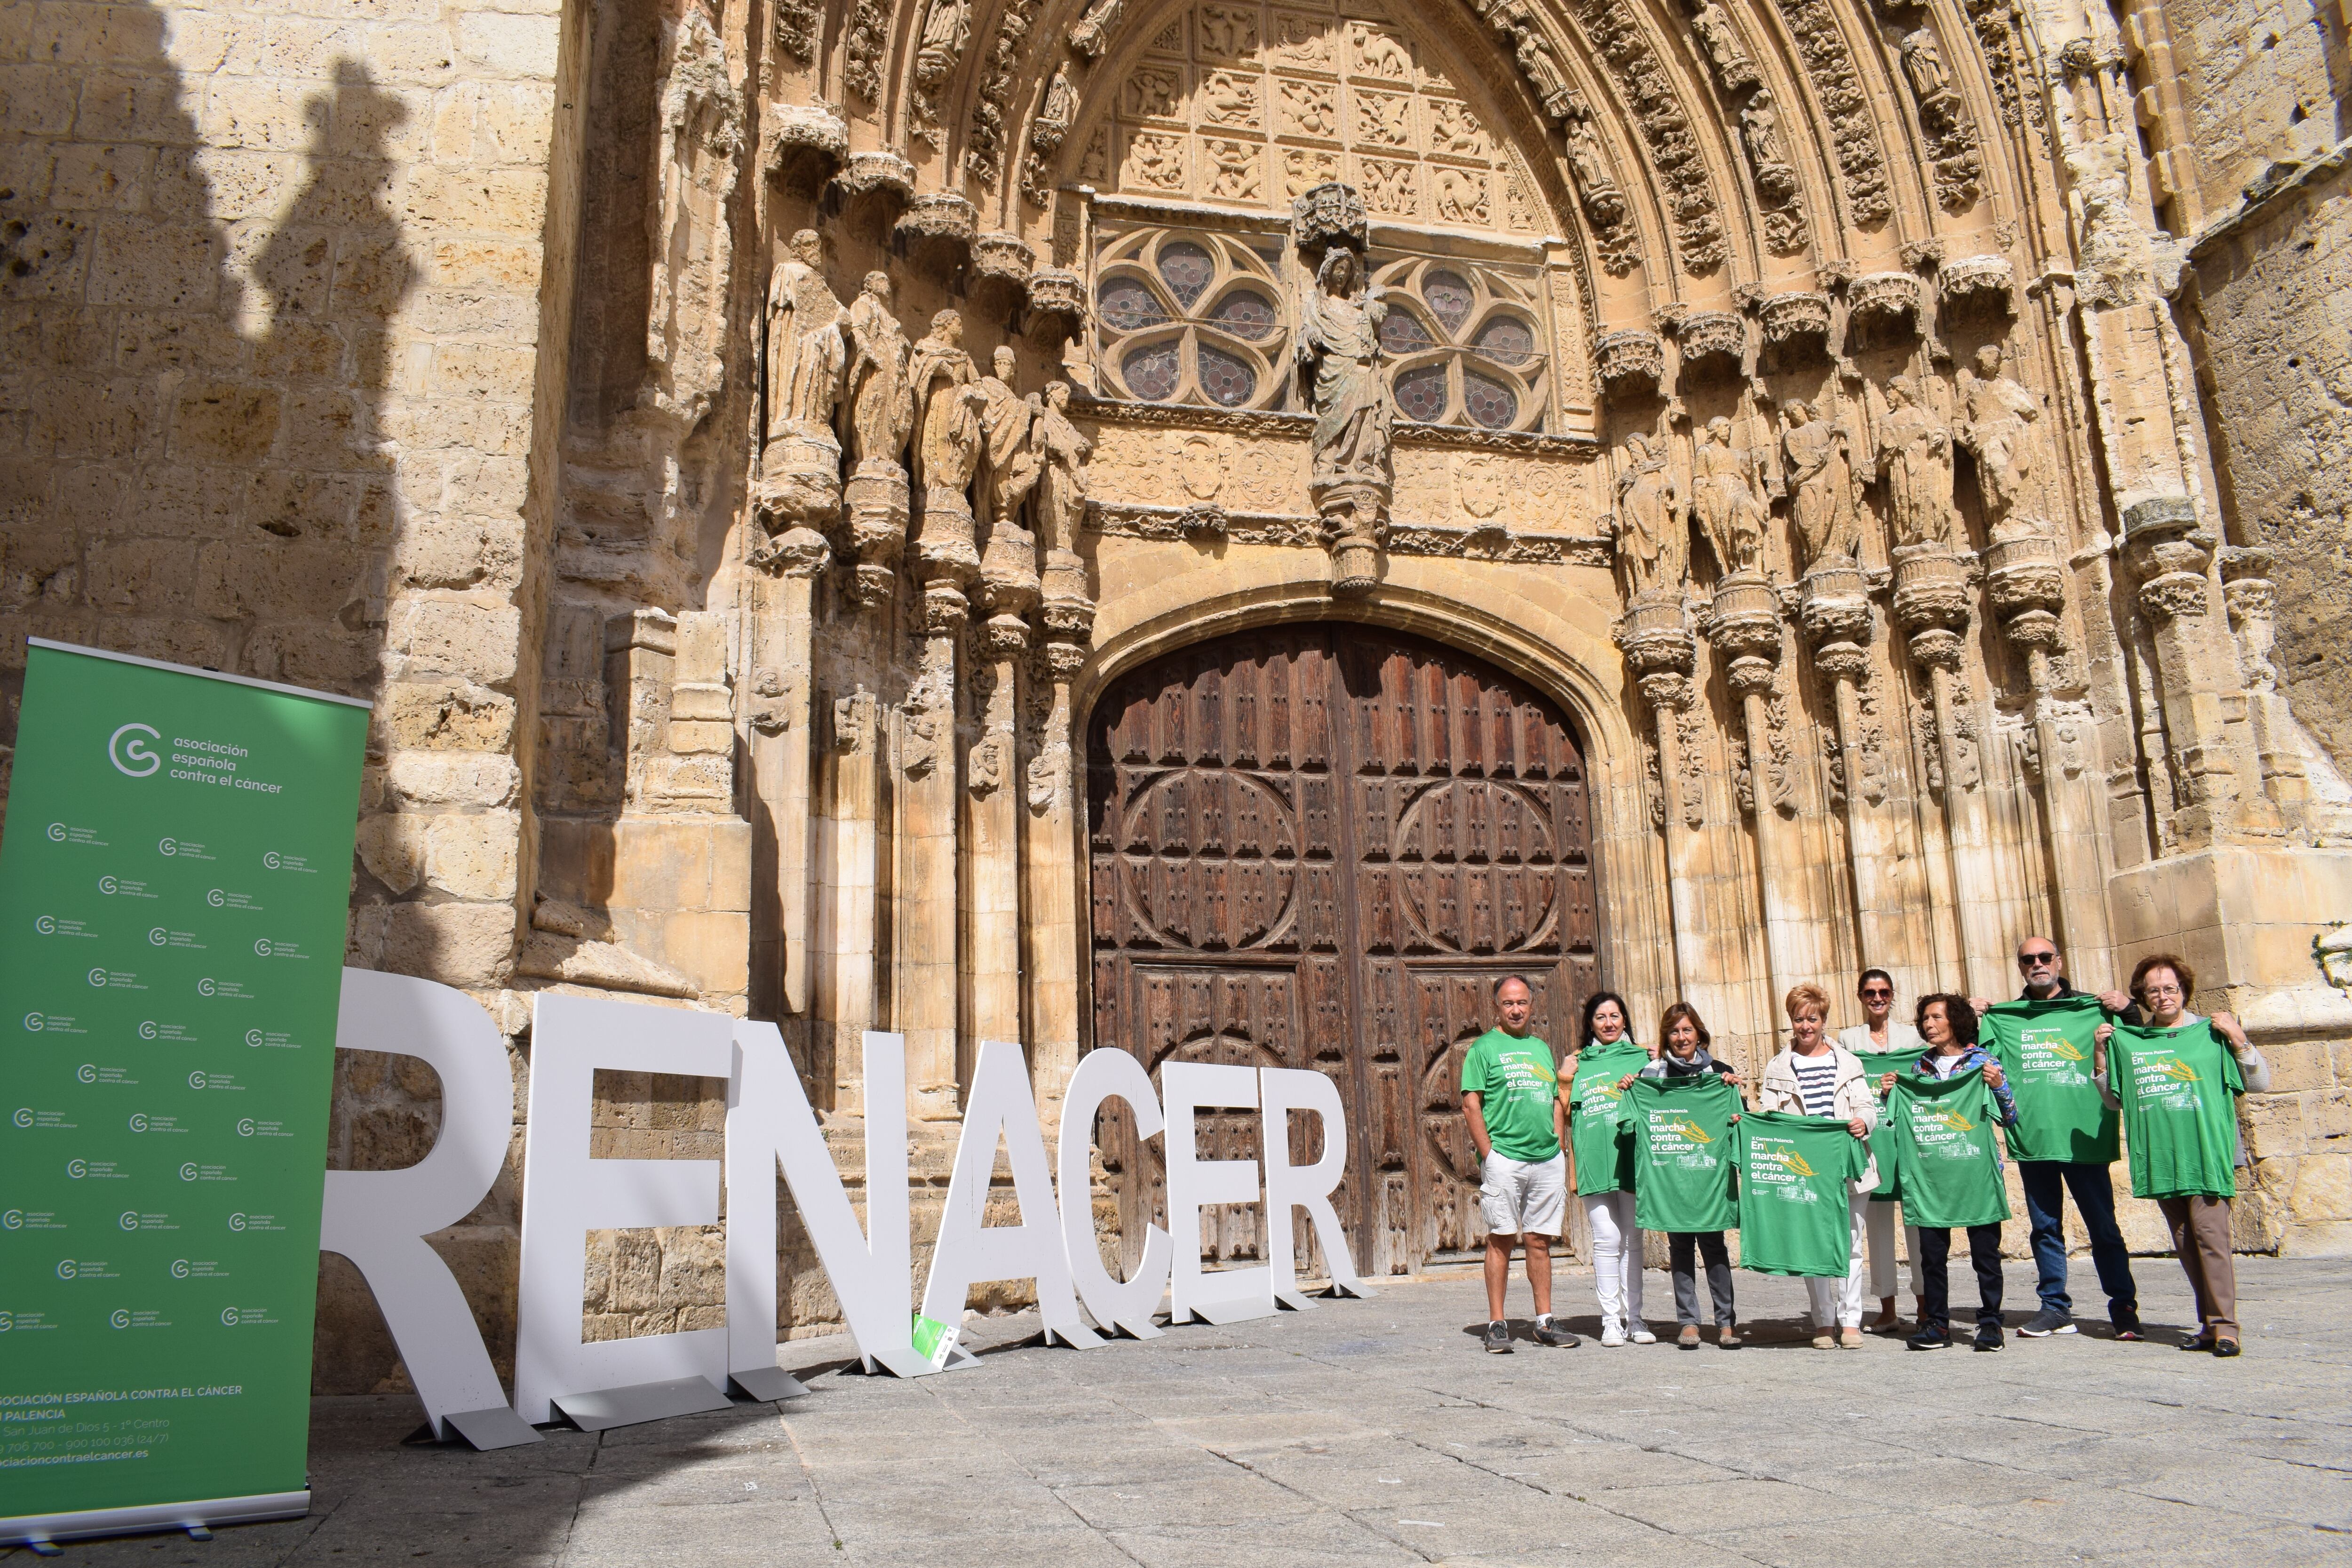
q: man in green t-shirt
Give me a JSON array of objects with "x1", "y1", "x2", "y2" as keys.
[{"x1": 1461, "y1": 976, "x2": 1578, "y2": 1353}]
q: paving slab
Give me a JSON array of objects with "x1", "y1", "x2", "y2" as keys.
[{"x1": 20, "y1": 1255, "x2": 2350, "y2": 1566}]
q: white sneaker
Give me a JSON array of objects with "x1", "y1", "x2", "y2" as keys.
[
  {"x1": 1628, "y1": 1325, "x2": 1658, "y2": 1345},
  {"x1": 1600, "y1": 1322, "x2": 1627, "y2": 1348}
]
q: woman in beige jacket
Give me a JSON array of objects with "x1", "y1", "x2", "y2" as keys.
[{"x1": 1757, "y1": 983, "x2": 1881, "y2": 1348}]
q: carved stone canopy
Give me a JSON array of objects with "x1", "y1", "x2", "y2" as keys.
[
  {"x1": 1291, "y1": 182, "x2": 1368, "y2": 256},
  {"x1": 1597, "y1": 329, "x2": 1666, "y2": 393},
  {"x1": 893, "y1": 191, "x2": 978, "y2": 279},
  {"x1": 767, "y1": 103, "x2": 848, "y2": 195},
  {"x1": 830, "y1": 149, "x2": 916, "y2": 217},
  {"x1": 1848, "y1": 270, "x2": 1924, "y2": 326},
  {"x1": 1798, "y1": 562, "x2": 1873, "y2": 649},
  {"x1": 969, "y1": 231, "x2": 1035, "y2": 316},
  {"x1": 1759, "y1": 291, "x2": 1831, "y2": 347},
  {"x1": 1678, "y1": 310, "x2": 1746, "y2": 371},
  {"x1": 1025, "y1": 267, "x2": 1086, "y2": 342},
  {"x1": 1939, "y1": 253, "x2": 2017, "y2": 312}
]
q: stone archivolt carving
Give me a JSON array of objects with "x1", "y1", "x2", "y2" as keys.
[
  {"x1": 911, "y1": 0, "x2": 972, "y2": 146},
  {"x1": 1939, "y1": 252, "x2": 2015, "y2": 311},
  {"x1": 1689, "y1": 0, "x2": 1761, "y2": 93},
  {"x1": 1295, "y1": 236, "x2": 1397, "y2": 595},
  {"x1": 1678, "y1": 0, "x2": 1809, "y2": 260},
  {"x1": 968, "y1": 0, "x2": 1046, "y2": 184},
  {"x1": 1848, "y1": 269, "x2": 1922, "y2": 328},
  {"x1": 1872, "y1": 374, "x2": 1959, "y2": 549},
  {"x1": 1772, "y1": 0, "x2": 1890, "y2": 225},
  {"x1": 1020, "y1": 67, "x2": 1079, "y2": 206},
  {"x1": 1679, "y1": 310, "x2": 1746, "y2": 369},
  {"x1": 1562, "y1": 111, "x2": 1642, "y2": 276},
  {"x1": 1563, "y1": 0, "x2": 1727, "y2": 273},
  {"x1": 1898, "y1": 25, "x2": 1983, "y2": 212},
  {"x1": 773, "y1": 0, "x2": 820, "y2": 63},
  {"x1": 844, "y1": 0, "x2": 887, "y2": 101},
  {"x1": 1069, "y1": 0, "x2": 1126, "y2": 56}
]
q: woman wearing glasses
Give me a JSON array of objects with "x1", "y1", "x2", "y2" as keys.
[
  {"x1": 1836, "y1": 969, "x2": 1923, "y2": 1334},
  {"x1": 2092, "y1": 955, "x2": 2270, "y2": 1357}
]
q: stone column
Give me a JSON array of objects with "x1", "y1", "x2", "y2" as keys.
[
  {"x1": 1023, "y1": 639, "x2": 1087, "y2": 1113},
  {"x1": 818, "y1": 686, "x2": 878, "y2": 1116},
  {"x1": 1891, "y1": 545, "x2": 2007, "y2": 998},
  {"x1": 898, "y1": 581, "x2": 966, "y2": 1121},
  {"x1": 1986, "y1": 531, "x2": 2116, "y2": 977},
  {"x1": 964, "y1": 521, "x2": 1039, "y2": 1073},
  {"x1": 1614, "y1": 598, "x2": 1713, "y2": 1008},
  {"x1": 1800, "y1": 564, "x2": 1909, "y2": 974},
  {"x1": 1707, "y1": 571, "x2": 1817, "y2": 1010},
  {"x1": 2122, "y1": 501, "x2": 2266, "y2": 845},
  {"x1": 748, "y1": 527, "x2": 829, "y2": 1016}
]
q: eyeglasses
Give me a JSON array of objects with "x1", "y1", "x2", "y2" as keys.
[
  {"x1": 2018, "y1": 951, "x2": 2058, "y2": 967},
  {"x1": 2140, "y1": 982, "x2": 2184, "y2": 999}
]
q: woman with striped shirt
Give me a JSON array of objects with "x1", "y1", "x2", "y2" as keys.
[{"x1": 1757, "y1": 983, "x2": 1881, "y2": 1348}]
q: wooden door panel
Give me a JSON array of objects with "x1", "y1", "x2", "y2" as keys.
[{"x1": 1088, "y1": 626, "x2": 1599, "y2": 1282}]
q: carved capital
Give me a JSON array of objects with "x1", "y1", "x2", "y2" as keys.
[
  {"x1": 765, "y1": 103, "x2": 847, "y2": 195},
  {"x1": 1026, "y1": 267, "x2": 1087, "y2": 342},
  {"x1": 1679, "y1": 310, "x2": 1746, "y2": 371},
  {"x1": 980, "y1": 613, "x2": 1031, "y2": 659},
  {"x1": 1044, "y1": 639, "x2": 1089, "y2": 684},
  {"x1": 1704, "y1": 572, "x2": 1784, "y2": 665},
  {"x1": 1727, "y1": 654, "x2": 1778, "y2": 699},
  {"x1": 1614, "y1": 595, "x2": 1697, "y2": 678},
  {"x1": 893, "y1": 192, "x2": 977, "y2": 279},
  {"x1": 1983, "y1": 531, "x2": 2066, "y2": 619},
  {"x1": 1798, "y1": 563, "x2": 1872, "y2": 649},
  {"x1": 2137, "y1": 572, "x2": 2210, "y2": 623},
  {"x1": 1759, "y1": 290, "x2": 1831, "y2": 347},
  {"x1": 1638, "y1": 670, "x2": 1694, "y2": 713},
  {"x1": 1848, "y1": 271, "x2": 1923, "y2": 328},
  {"x1": 755, "y1": 524, "x2": 833, "y2": 578},
  {"x1": 1939, "y1": 253, "x2": 2017, "y2": 311},
  {"x1": 1907, "y1": 627, "x2": 1965, "y2": 669},
  {"x1": 1813, "y1": 639, "x2": 1870, "y2": 686},
  {"x1": 922, "y1": 581, "x2": 969, "y2": 635}
]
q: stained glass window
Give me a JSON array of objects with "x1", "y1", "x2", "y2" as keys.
[
  {"x1": 1367, "y1": 256, "x2": 1547, "y2": 431},
  {"x1": 1396, "y1": 364, "x2": 1448, "y2": 422},
  {"x1": 1158, "y1": 242, "x2": 1216, "y2": 309},
  {"x1": 1471, "y1": 315, "x2": 1535, "y2": 367},
  {"x1": 1463, "y1": 370, "x2": 1518, "y2": 428},
  {"x1": 1378, "y1": 309, "x2": 1436, "y2": 355},
  {"x1": 1424, "y1": 271, "x2": 1475, "y2": 334},
  {"x1": 1123, "y1": 341, "x2": 1182, "y2": 400},
  {"x1": 1197, "y1": 344, "x2": 1257, "y2": 406},
  {"x1": 1098, "y1": 277, "x2": 1168, "y2": 331},
  {"x1": 1209, "y1": 289, "x2": 1279, "y2": 340}
]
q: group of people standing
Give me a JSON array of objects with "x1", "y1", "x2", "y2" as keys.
[{"x1": 1460, "y1": 938, "x2": 2271, "y2": 1357}]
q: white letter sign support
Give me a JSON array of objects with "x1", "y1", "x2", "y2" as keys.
[
  {"x1": 320, "y1": 971, "x2": 538, "y2": 1449},
  {"x1": 920, "y1": 1041, "x2": 1101, "y2": 1359},
  {"x1": 1058, "y1": 1049, "x2": 1170, "y2": 1338},
  {"x1": 1161, "y1": 1061, "x2": 1275, "y2": 1324},
  {"x1": 1258, "y1": 1067, "x2": 1374, "y2": 1308},
  {"x1": 731, "y1": 1024, "x2": 932, "y2": 1379},
  {"x1": 515, "y1": 994, "x2": 733, "y2": 1428}
]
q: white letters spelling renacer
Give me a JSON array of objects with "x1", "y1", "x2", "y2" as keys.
[{"x1": 319, "y1": 972, "x2": 1360, "y2": 1431}]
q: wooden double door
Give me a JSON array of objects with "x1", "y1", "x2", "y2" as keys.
[{"x1": 1084, "y1": 625, "x2": 1600, "y2": 1281}]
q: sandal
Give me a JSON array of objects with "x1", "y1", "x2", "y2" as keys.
[
  {"x1": 2180, "y1": 1331, "x2": 2217, "y2": 1353},
  {"x1": 2213, "y1": 1338, "x2": 2241, "y2": 1358},
  {"x1": 1677, "y1": 1324, "x2": 1701, "y2": 1349},
  {"x1": 1717, "y1": 1324, "x2": 1742, "y2": 1349}
]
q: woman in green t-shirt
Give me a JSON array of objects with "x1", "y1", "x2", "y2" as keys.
[
  {"x1": 2092, "y1": 955, "x2": 2270, "y2": 1357},
  {"x1": 1625, "y1": 1003, "x2": 1744, "y2": 1348},
  {"x1": 1565, "y1": 991, "x2": 1653, "y2": 1346}
]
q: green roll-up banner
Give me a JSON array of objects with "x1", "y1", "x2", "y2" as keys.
[{"x1": 0, "y1": 641, "x2": 368, "y2": 1545}]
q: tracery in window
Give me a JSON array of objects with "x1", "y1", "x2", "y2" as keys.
[
  {"x1": 1368, "y1": 254, "x2": 1547, "y2": 432},
  {"x1": 1092, "y1": 226, "x2": 1290, "y2": 410}
]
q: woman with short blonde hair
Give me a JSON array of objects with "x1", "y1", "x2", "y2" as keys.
[{"x1": 1758, "y1": 984, "x2": 1880, "y2": 1347}]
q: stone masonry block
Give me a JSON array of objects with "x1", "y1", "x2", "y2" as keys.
[
  {"x1": 428, "y1": 342, "x2": 536, "y2": 402},
  {"x1": 398, "y1": 166, "x2": 546, "y2": 239},
  {"x1": 395, "y1": 515, "x2": 522, "y2": 591},
  {"x1": 355, "y1": 812, "x2": 428, "y2": 895},
  {"x1": 456, "y1": 13, "x2": 558, "y2": 77},
  {"x1": 197, "y1": 538, "x2": 370, "y2": 621},
  {"x1": 0, "y1": 211, "x2": 88, "y2": 301},
  {"x1": 605, "y1": 818, "x2": 713, "y2": 911},
  {"x1": 382, "y1": 680, "x2": 516, "y2": 750},
  {"x1": 352, "y1": 899, "x2": 516, "y2": 987},
  {"x1": 47, "y1": 142, "x2": 154, "y2": 211},
  {"x1": 0, "y1": 64, "x2": 80, "y2": 137},
  {"x1": 391, "y1": 597, "x2": 521, "y2": 685},
  {"x1": 429, "y1": 237, "x2": 541, "y2": 292},
  {"x1": 382, "y1": 749, "x2": 520, "y2": 808},
  {"x1": 2289, "y1": 1151, "x2": 2350, "y2": 1224},
  {"x1": 84, "y1": 537, "x2": 197, "y2": 613},
  {"x1": 425, "y1": 809, "x2": 519, "y2": 901},
  {"x1": 169, "y1": 379, "x2": 278, "y2": 463}
]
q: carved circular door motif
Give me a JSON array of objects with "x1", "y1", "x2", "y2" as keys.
[{"x1": 1121, "y1": 767, "x2": 1299, "y2": 951}]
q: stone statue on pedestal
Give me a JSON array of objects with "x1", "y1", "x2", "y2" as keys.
[
  {"x1": 1692, "y1": 415, "x2": 1769, "y2": 576},
  {"x1": 908, "y1": 309, "x2": 989, "y2": 590},
  {"x1": 1613, "y1": 428, "x2": 1685, "y2": 600},
  {"x1": 843, "y1": 271, "x2": 916, "y2": 607},
  {"x1": 756, "y1": 230, "x2": 848, "y2": 533},
  {"x1": 1782, "y1": 398, "x2": 1860, "y2": 567},
  {"x1": 1958, "y1": 344, "x2": 2051, "y2": 537},
  {"x1": 1874, "y1": 374, "x2": 1959, "y2": 550},
  {"x1": 1295, "y1": 243, "x2": 1395, "y2": 595}
]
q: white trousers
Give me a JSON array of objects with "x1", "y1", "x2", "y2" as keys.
[
  {"x1": 1805, "y1": 1194, "x2": 1872, "y2": 1330},
  {"x1": 1582, "y1": 1191, "x2": 1645, "y2": 1330},
  {"x1": 1864, "y1": 1200, "x2": 1923, "y2": 1299}
]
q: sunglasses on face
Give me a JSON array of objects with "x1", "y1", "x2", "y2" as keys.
[
  {"x1": 1860, "y1": 988, "x2": 1892, "y2": 1000},
  {"x1": 2018, "y1": 952, "x2": 2058, "y2": 967}
]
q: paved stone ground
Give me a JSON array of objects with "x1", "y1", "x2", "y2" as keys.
[{"x1": 24, "y1": 1257, "x2": 2352, "y2": 1567}]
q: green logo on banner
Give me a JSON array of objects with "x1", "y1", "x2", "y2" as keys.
[{"x1": 0, "y1": 643, "x2": 367, "y2": 1535}]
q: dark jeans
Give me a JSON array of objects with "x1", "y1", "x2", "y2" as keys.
[
  {"x1": 1918, "y1": 1225, "x2": 2003, "y2": 1331},
  {"x1": 2018, "y1": 1160, "x2": 2137, "y2": 1319},
  {"x1": 1669, "y1": 1231, "x2": 1734, "y2": 1327}
]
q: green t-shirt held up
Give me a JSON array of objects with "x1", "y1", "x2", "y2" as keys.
[
  {"x1": 1567, "y1": 1040, "x2": 1650, "y2": 1194},
  {"x1": 1885, "y1": 1068, "x2": 2014, "y2": 1229},
  {"x1": 2109, "y1": 1021, "x2": 2245, "y2": 1200},
  {"x1": 1982, "y1": 995, "x2": 2119, "y2": 1164},
  {"x1": 1848, "y1": 1051, "x2": 1908, "y2": 1202},
  {"x1": 1459, "y1": 1027, "x2": 1560, "y2": 1164},
  {"x1": 1732, "y1": 1110, "x2": 1868, "y2": 1277},
  {"x1": 1629, "y1": 1074, "x2": 1741, "y2": 1233}
]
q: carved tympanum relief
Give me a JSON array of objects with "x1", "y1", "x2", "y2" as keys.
[{"x1": 1082, "y1": 0, "x2": 1549, "y2": 237}]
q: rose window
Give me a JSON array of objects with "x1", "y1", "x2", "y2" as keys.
[{"x1": 1368, "y1": 255, "x2": 1549, "y2": 432}]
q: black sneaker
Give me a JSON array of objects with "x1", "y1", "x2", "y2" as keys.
[
  {"x1": 2112, "y1": 1307, "x2": 2144, "y2": 1342},
  {"x1": 1484, "y1": 1320, "x2": 1513, "y2": 1354},
  {"x1": 1907, "y1": 1324, "x2": 1951, "y2": 1350},
  {"x1": 1532, "y1": 1319, "x2": 1581, "y2": 1348},
  {"x1": 2018, "y1": 1309, "x2": 2075, "y2": 1337},
  {"x1": 1973, "y1": 1324, "x2": 2005, "y2": 1352}
]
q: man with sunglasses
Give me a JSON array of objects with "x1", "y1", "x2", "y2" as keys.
[{"x1": 1972, "y1": 939, "x2": 2143, "y2": 1341}]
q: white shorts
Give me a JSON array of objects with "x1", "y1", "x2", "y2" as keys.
[{"x1": 1479, "y1": 1151, "x2": 1568, "y2": 1237}]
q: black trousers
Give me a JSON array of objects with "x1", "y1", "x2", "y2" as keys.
[
  {"x1": 1669, "y1": 1231, "x2": 1734, "y2": 1327},
  {"x1": 1918, "y1": 1224, "x2": 2004, "y2": 1330}
]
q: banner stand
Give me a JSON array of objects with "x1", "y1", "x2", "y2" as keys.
[{"x1": 4, "y1": 1490, "x2": 308, "y2": 1552}]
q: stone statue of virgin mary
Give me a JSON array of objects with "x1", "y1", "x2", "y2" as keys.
[{"x1": 1295, "y1": 246, "x2": 1395, "y2": 492}]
